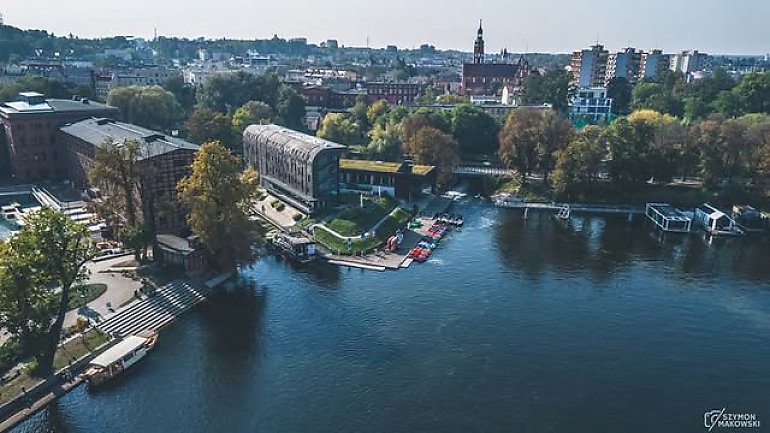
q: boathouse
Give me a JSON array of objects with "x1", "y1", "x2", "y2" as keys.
[
  {"x1": 339, "y1": 159, "x2": 436, "y2": 200},
  {"x1": 645, "y1": 203, "x2": 692, "y2": 233}
]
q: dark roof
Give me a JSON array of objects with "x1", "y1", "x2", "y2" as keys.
[
  {"x1": 462, "y1": 63, "x2": 522, "y2": 78},
  {"x1": 156, "y1": 234, "x2": 197, "y2": 255},
  {"x1": 60, "y1": 118, "x2": 199, "y2": 160},
  {"x1": 0, "y1": 94, "x2": 118, "y2": 116}
]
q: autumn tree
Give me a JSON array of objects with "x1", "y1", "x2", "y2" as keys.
[
  {"x1": 405, "y1": 127, "x2": 460, "y2": 189},
  {"x1": 106, "y1": 85, "x2": 184, "y2": 131},
  {"x1": 498, "y1": 109, "x2": 545, "y2": 180},
  {"x1": 537, "y1": 110, "x2": 574, "y2": 183},
  {"x1": 366, "y1": 121, "x2": 403, "y2": 161},
  {"x1": 0, "y1": 208, "x2": 92, "y2": 376},
  {"x1": 366, "y1": 100, "x2": 389, "y2": 128},
  {"x1": 520, "y1": 69, "x2": 572, "y2": 114},
  {"x1": 232, "y1": 101, "x2": 273, "y2": 148},
  {"x1": 316, "y1": 113, "x2": 358, "y2": 145},
  {"x1": 177, "y1": 141, "x2": 263, "y2": 271},
  {"x1": 89, "y1": 138, "x2": 154, "y2": 259}
]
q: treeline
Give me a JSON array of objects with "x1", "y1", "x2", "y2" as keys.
[
  {"x1": 104, "y1": 71, "x2": 306, "y2": 153},
  {"x1": 0, "y1": 24, "x2": 136, "y2": 62},
  {"x1": 0, "y1": 76, "x2": 94, "y2": 102}
]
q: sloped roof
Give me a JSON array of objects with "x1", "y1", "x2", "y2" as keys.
[
  {"x1": 61, "y1": 118, "x2": 198, "y2": 160},
  {"x1": 462, "y1": 63, "x2": 522, "y2": 78},
  {"x1": 244, "y1": 124, "x2": 346, "y2": 161},
  {"x1": 89, "y1": 336, "x2": 148, "y2": 368}
]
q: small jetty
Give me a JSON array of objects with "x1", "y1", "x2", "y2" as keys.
[
  {"x1": 645, "y1": 203, "x2": 692, "y2": 233},
  {"x1": 494, "y1": 196, "x2": 643, "y2": 216},
  {"x1": 270, "y1": 232, "x2": 319, "y2": 263},
  {"x1": 694, "y1": 203, "x2": 744, "y2": 237}
]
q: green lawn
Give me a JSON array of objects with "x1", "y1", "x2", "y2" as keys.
[
  {"x1": 67, "y1": 284, "x2": 108, "y2": 311},
  {"x1": 314, "y1": 206, "x2": 414, "y2": 256},
  {"x1": 327, "y1": 196, "x2": 397, "y2": 236}
]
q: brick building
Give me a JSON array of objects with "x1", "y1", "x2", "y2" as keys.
[
  {"x1": 59, "y1": 118, "x2": 199, "y2": 235},
  {"x1": 461, "y1": 22, "x2": 529, "y2": 95},
  {"x1": 366, "y1": 82, "x2": 424, "y2": 105},
  {"x1": 0, "y1": 92, "x2": 119, "y2": 182}
]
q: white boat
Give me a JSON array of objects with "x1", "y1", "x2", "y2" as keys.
[{"x1": 82, "y1": 330, "x2": 158, "y2": 387}]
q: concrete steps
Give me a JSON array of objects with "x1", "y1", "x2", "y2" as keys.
[{"x1": 97, "y1": 280, "x2": 211, "y2": 336}]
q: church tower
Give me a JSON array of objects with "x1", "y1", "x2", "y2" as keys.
[{"x1": 473, "y1": 20, "x2": 485, "y2": 64}]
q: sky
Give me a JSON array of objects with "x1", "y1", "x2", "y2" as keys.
[{"x1": 2, "y1": 0, "x2": 769, "y2": 55}]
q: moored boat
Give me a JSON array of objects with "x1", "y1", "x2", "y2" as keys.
[{"x1": 82, "y1": 330, "x2": 158, "y2": 388}]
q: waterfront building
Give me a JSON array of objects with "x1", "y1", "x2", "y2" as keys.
[
  {"x1": 59, "y1": 117, "x2": 199, "y2": 235},
  {"x1": 155, "y1": 234, "x2": 208, "y2": 273},
  {"x1": 461, "y1": 21, "x2": 529, "y2": 96},
  {"x1": 570, "y1": 87, "x2": 613, "y2": 123},
  {"x1": 243, "y1": 124, "x2": 346, "y2": 214},
  {"x1": 339, "y1": 159, "x2": 436, "y2": 200},
  {"x1": 570, "y1": 44, "x2": 609, "y2": 88},
  {"x1": 0, "y1": 92, "x2": 120, "y2": 182}
]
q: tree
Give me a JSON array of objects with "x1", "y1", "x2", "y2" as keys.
[
  {"x1": 177, "y1": 141, "x2": 262, "y2": 271},
  {"x1": 232, "y1": 101, "x2": 273, "y2": 140},
  {"x1": 366, "y1": 121, "x2": 403, "y2": 161},
  {"x1": 275, "y1": 85, "x2": 306, "y2": 131},
  {"x1": 366, "y1": 100, "x2": 389, "y2": 128},
  {"x1": 606, "y1": 77, "x2": 632, "y2": 115},
  {"x1": 713, "y1": 90, "x2": 743, "y2": 118},
  {"x1": 186, "y1": 108, "x2": 235, "y2": 151},
  {"x1": 520, "y1": 69, "x2": 572, "y2": 114},
  {"x1": 405, "y1": 127, "x2": 459, "y2": 189},
  {"x1": 316, "y1": 113, "x2": 358, "y2": 145},
  {"x1": 498, "y1": 109, "x2": 541, "y2": 180},
  {"x1": 106, "y1": 85, "x2": 184, "y2": 131},
  {"x1": 733, "y1": 72, "x2": 770, "y2": 114},
  {"x1": 551, "y1": 126, "x2": 607, "y2": 196},
  {"x1": 537, "y1": 110, "x2": 574, "y2": 183},
  {"x1": 632, "y1": 82, "x2": 683, "y2": 117},
  {"x1": 197, "y1": 71, "x2": 282, "y2": 113},
  {"x1": 401, "y1": 109, "x2": 451, "y2": 149},
  {"x1": 0, "y1": 208, "x2": 92, "y2": 376},
  {"x1": 351, "y1": 95, "x2": 370, "y2": 136},
  {"x1": 89, "y1": 139, "x2": 153, "y2": 260},
  {"x1": 162, "y1": 75, "x2": 196, "y2": 115},
  {"x1": 450, "y1": 104, "x2": 500, "y2": 156}
]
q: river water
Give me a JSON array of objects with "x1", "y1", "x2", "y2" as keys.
[{"x1": 12, "y1": 200, "x2": 770, "y2": 433}]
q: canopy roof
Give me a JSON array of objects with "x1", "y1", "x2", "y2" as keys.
[{"x1": 89, "y1": 335, "x2": 148, "y2": 368}]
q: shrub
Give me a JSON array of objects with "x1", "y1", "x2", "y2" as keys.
[
  {"x1": 292, "y1": 213, "x2": 303, "y2": 221},
  {"x1": 275, "y1": 203, "x2": 285, "y2": 211},
  {"x1": 270, "y1": 199, "x2": 280, "y2": 208}
]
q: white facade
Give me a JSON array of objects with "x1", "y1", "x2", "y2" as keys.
[
  {"x1": 670, "y1": 50, "x2": 712, "y2": 74},
  {"x1": 570, "y1": 87, "x2": 613, "y2": 123}
]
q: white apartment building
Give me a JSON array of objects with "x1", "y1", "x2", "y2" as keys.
[
  {"x1": 669, "y1": 50, "x2": 712, "y2": 74},
  {"x1": 570, "y1": 87, "x2": 613, "y2": 123},
  {"x1": 605, "y1": 48, "x2": 641, "y2": 85}
]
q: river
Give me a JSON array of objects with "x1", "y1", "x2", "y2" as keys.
[{"x1": 11, "y1": 200, "x2": 770, "y2": 433}]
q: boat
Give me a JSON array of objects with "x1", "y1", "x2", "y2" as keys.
[
  {"x1": 554, "y1": 204, "x2": 571, "y2": 220},
  {"x1": 693, "y1": 203, "x2": 744, "y2": 237},
  {"x1": 732, "y1": 205, "x2": 768, "y2": 233},
  {"x1": 82, "y1": 330, "x2": 158, "y2": 387},
  {"x1": 270, "y1": 232, "x2": 318, "y2": 263}
]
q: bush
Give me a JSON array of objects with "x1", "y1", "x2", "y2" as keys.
[
  {"x1": 275, "y1": 203, "x2": 285, "y2": 211},
  {"x1": 270, "y1": 199, "x2": 280, "y2": 208},
  {"x1": 292, "y1": 213, "x2": 304, "y2": 222},
  {"x1": 0, "y1": 339, "x2": 22, "y2": 375}
]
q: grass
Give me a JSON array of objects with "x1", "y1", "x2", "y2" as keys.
[
  {"x1": 67, "y1": 284, "x2": 108, "y2": 311},
  {"x1": 327, "y1": 196, "x2": 397, "y2": 236},
  {"x1": 313, "y1": 206, "x2": 414, "y2": 256},
  {"x1": 0, "y1": 329, "x2": 109, "y2": 406}
]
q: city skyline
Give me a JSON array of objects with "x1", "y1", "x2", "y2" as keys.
[{"x1": 2, "y1": 0, "x2": 770, "y2": 55}]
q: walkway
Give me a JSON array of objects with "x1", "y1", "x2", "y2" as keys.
[{"x1": 495, "y1": 198, "x2": 644, "y2": 215}]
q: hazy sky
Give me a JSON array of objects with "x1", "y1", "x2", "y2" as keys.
[{"x1": 2, "y1": 0, "x2": 769, "y2": 54}]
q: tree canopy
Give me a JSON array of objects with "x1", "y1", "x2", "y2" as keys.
[
  {"x1": 177, "y1": 141, "x2": 263, "y2": 271},
  {"x1": 106, "y1": 85, "x2": 184, "y2": 132},
  {"x1": 450, "y1": 104, "x2": 500, "y2": 156}
]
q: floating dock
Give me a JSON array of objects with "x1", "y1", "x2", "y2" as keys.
[{"x1": 645, "y1": 203, "x2": 692, "y2": 233}]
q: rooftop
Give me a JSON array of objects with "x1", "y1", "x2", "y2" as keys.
[
  {"x1": 339, "y1": 159, "x2": 435, "y2": 176},
  {"x1": 0, "y1": 93, "x2": 118, "y2": 116},
  {"x1": 60, "y1": 118, "x2": 199, "y2": 159},
  {"x1": 245, "y1": 124, "x2": 346, "y2": 161},
  {"x1": 89, "y1": 335, "x2": 148, "y2": 368}
]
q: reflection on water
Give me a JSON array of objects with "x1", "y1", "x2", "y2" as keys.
[{"x1": 12, "y1": 200, "x2": 770, "y2": 433}]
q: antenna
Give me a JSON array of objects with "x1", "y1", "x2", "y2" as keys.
[
  {"x1": 0, "y1": 12, "x2": 4, "y2": 26},
  {"x1": 154, "y1": 28, "x2": 158, "y2": 41}
]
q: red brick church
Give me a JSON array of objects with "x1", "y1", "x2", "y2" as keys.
[{"x1": 461, "y1": 21, "x2": 530, "y2": 96}]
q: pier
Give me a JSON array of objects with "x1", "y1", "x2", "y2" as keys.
[{"x1": 495, "y1": 197, "x2": 644, "y2": 216}]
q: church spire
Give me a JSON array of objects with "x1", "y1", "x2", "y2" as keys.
[{"x1": 473, "y1": 20, "x2": 485, "y2": 64}]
